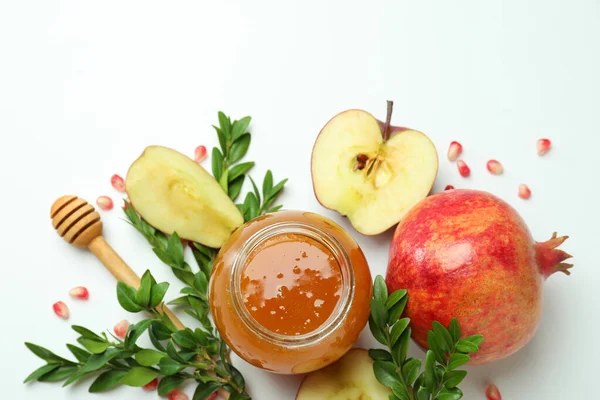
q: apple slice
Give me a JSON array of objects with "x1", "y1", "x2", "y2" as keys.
[
  {"x1": 295, "y1": 349, "x2": 391, "y2": 400},
  {"x1": 311, "y1": 102, "x2": 438, "y2": 235},
  {"x1": 126, "y1": 146, "x2": 244, "y2": 248}
]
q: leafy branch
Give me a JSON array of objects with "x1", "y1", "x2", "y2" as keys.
[
  {"x1": 25, "y1": 270, "x2": 250, "y2": 399},
  {"x1": 369, "y1": 276, "x2": 483, "y2": 400}
]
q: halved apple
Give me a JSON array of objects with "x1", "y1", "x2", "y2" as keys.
[
  {"x1": 295, "y1": 349, "x2": 391, "y2": 400},
  {"x1": 311, "y1": 102, "x2": 438, "y2": 235},
  {"x1": 126, "y1": 146, "x2": 243, "y2": 248}
]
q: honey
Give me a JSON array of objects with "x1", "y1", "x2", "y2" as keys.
[{"x1": 209, "y1": 211, "x2": 372, "y2": 374}]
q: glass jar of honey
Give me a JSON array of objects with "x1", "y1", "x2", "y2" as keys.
[{"x1": 209, "y1": 211, "x2": 372, "y2": 374}]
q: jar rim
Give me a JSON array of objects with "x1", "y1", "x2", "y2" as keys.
[{"x1": 229, "y1": 221, "x2": 355, "y2": 347}]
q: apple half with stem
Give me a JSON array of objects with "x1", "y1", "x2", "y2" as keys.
[
  {"x1": 311, "y1": 101, "x2": 438, "y2": 235},
  {"x1": 295, "y1": 349, "x2": 391, "y2": 399},
  {"x1": 126, "y1": 145, "x2": 244, "y2": 248}
]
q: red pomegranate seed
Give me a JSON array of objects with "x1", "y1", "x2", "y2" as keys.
[
  {"x1": 96, "y1": 196, "x2": 114, "y2": 211},
  {"x1": 457, "y1": 160, "x2": 470, "y2": 177},
  {"x1": 518, "y1": 184, "x2": 531, "y2": 200},
  {"x1": 110, "y1": 174, "x2": 126, "y2": 192},
  {"x1": 537, "y1": 138, "x2": 551, "y2": 156},
  {"x1": 69, "y1": 286, "x2": 89, "y2": 300},
  {"x1": 486, "y1": 384, "x2": 502, "y2": 400},
  {"x1": 486, "y1": 160, "x2": 504, "y2": 175},
  {"x1": 53, "y1": 301, "x2": 70, "y2": 320},
  {"x1": 444, "y1": 185, "x2": 455, "y2": 190},
  {"x1": 114, "y1": 320, "x2": 130, "y2": 338},
  {"x1": 206, "y1": 393, "x2": 218, "y2": 400},
  {"x1": 194, "y1": 145, "x2": 207, "y2": 163},
  {"x1": 447, "y1": 141, "x2": 463, "y2": 161},
  {"x1": 168, "y1": 389, "x2": 189, "y2": 400},
  {"x1": 143, "y1": 378, "x2": 159, "y2": 391}
]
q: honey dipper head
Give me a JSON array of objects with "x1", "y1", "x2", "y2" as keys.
[{"x1": 50, "y1": 195, "x2": 103, "y2": 248}]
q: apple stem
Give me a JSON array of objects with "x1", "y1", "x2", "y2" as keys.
[{"x1": 382, "y1": 100, "x2": 394, "y2": 141}]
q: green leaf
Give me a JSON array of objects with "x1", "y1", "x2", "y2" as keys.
[
  {"x1": 167, "y1": 232, "x2": 185, "y2": 266},
  {"x1": 77, "y1": 338, "x2": 109, "y2": 354},
  {"x1": 23, "y1": 364, "x2": 60, "y2": 383},
  {"x1": 369, "y1": 315, "x2": 388, "y2": 346},
  {"x1": 167, "y1": 340, "x2": 184, "y2": 362},
  {"x1": 262, "y1": 170, "x2": 273, "y2": 198},
  {"x1": 149, "y1": 327, "x2": 166, "y2": 352},
  {"x1": 392, "y1": 383, "x2": 411, "y2": 400},
  {"x1": 437, "y1": 387, "x2": 463, "y2": 400},
  {"x1": 158, "y1": 374, "x2": 187, "y2": 395},
  {"x1": 150, "y1": 282, "x2": 170, "y2": 308},
  {"x1": 153, "y1": 248, "x2": 173, "y2": 266},
  {"x1": 136, "y1": 270, "x2": 153, "y2": 308},
  {"x1": 388, "y1": 295, "x2": 408, "y2": 325},
  {"x1": 385, "y1": 289, "x2": 407, "y2": 310},
  {"x1": 424, "y1": 350, "x2": 437, "y2": 393},
  {"x1": 193, "y1": 271, "x2": 208, "y2": 294},
  {"x1": 152, "y1": 322, "x2": 173, "y2": 341},
  {"x1": 117, "y1": 282, "x2": 144, "y2": 313},
  {"x1": 455, "y1": 339, "x2": 479, "y2": 353},
  {"x1": 79, "y1": 348, "x2": 121, "y2": 374},
  {"x1": 159, "y1": 357, "x2": 186, "y2": 376},
  {"x1": 219, "y1": 169, "x2": 229, "y2": 192},
  {"x1": 390, "y1": 318, "x2": 410, "y2": 347},
  {"x1": 37, "y1": 366, "x2": 78, "y2": 382},
  {"x1": 193, "y1": 380, "x2": 223, "y2": 400},
  {"x1": 416, "y1": 386, "x2": 431, "y2": 400},
  {"x1": 229, "y1": 133, "x2": 251, "y2": 163},
  {"x1": 266, "y1": 178, "x2": 288, "y2": 205},
  {"x1": 267, "y1": 205, "x2": 283, "y2": 213},
  {"x1": 211, "y1": 147, "x2": 224, "y2": 181},
  {"x1": 24, "y1": 343, "x2": 72, "y2": 364},
  {"x1": 135, "y1": 349, "x2": 165, "y2": 366},
  {"x1": 119, "y1": 367, "x2": 159, "y2": 387},
  {"x1": 449, "y1": 318, "x2": 461, "y2": 343},
  {"x1": 373, "y1": 275, "x2": 388, "y2": 304},
  {"x1": 464, "y1": 335, "x2": 484, "y2": 347},
  {"x1": 427, "y1": 330, "x2": 447, "y2": 365},
  {"x1": 88, "y1": 369, "x2": 128, "y2": 392},
  {"x1": 248, "y1": 176, "x2": 261, "y2": 204},
  {"x1": 125, "y1": 320, "x2": 154, "y2": 350},
  {"x1": 443, "y1": 370, "x2": 467, "y2": 389},
  {"x1": 402, "y1": 358, "x2": 422, "y2": 386},
  {"x1": 228, "y1": 161, "x2": 254, "y2": 182},
  {"x1": 432, "y1": 321, "x2": 452, "y2": 353},
  {"x1": 172, "y1": 330, "x2": 196, "y2": 349},
  {"x1": 72, "y1": 326, "x2": 104, "y2": 341},
  {"x1": 231, "y1": 116, "x2": 251, "y2": 142},
  {"x1": 228, "y1": 175, "x2": 245, "y2": 200},
  {"x1": 373, "y1": 360, "x2": 401, "y2": 389},
  {"x1": 218, "y1": 112, "x2": 231, "y2": 139},
  {"x1": 66, "y1": 344, "x2": 91, "y2": 363},
  {"x1": 392, "y1": 327, "x2": 411, "y2": 365},
  {"x1": 370, "y1": 299, "x2": 389, "y2": 330},
  {"x1": 368, "y1": 348, "x2": 393, "y2": 361},
  {"x1": 447, "y1": 354, "x2": 470, "y2": 370}
]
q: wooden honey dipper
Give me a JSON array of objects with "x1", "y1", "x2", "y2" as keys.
[{"x1": 50, "y1": 195, "x2": 184, "y2": 330}]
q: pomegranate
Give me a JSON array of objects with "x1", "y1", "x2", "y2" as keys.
[{"x1": 386, "y1": 189, "x2": 572, "y2": 364}]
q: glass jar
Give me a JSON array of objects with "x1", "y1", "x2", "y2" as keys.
[{"x1": 209, "y1": 211, "x2": 372, "y2": 374}]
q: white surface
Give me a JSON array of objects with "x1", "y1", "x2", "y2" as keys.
[{"x1": 1, "y1": 1, "x2": 598, "y2": 399}]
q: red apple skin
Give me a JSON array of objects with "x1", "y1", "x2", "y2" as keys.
[{"x1": 386, "y1": 189, "x2": 571, "y2": 364}]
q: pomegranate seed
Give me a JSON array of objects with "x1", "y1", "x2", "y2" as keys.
[
  {"x1": 518, "y1": 184, "x2": 531, "y2": 200},
  {"x1": 447, "y1": 141, "x2": 463, "y2": 161},
  {"x1": 52, "y1": 301, "x2": 70, "y2": 320},
  {"x1": 143, "y1": 378, "x2": 159, "y2": 391},
  {"x1": 96, "y1": 196, "x2": 114, "y2": 211},
  {"x1": 486, "y1": 384, "x2": 502, "y2": 400},
  {"x1": 457, "y1": 160, "x2": 470, "y2": 177},
  {"x1": 168, "y1": 389, "x2": 189, "y2": 400},
  {"x1": 110, "y1": 174, "x2": 126, "y2": 193},
  {"x1": 486, "y1": 160, "x2": 504, "y2": 175},
  {"x1": 444, "y1": 185, "x2": 455, "y2": 190},
  {"x1": 69, "y1": 286, "x2": 89, "y2": 300},
  {"x1": 114, "y1": 320, "x2": 130, "y2": 338},
  {"x1": 537, "y1": 138, "x2": 551, "y2": 156},
  {"x1": 194, "y1": 145, "x2": 207, "y2": 163},
  {"x1": 206, "y1": 393, "x2": 218, "y2": 400}
]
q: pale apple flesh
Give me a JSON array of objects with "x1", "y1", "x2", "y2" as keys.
[
  {"x1": 126, "y1": 146, "x2": 244, "y2": 248},
  {"x1": 311, "y1": 109, "x2": 438, "y2": 235},
  {"x1": 295, "y1": 349, "x2": 392, "y2": 400}
]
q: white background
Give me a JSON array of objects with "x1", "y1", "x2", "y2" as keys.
[{"x1": 1, "y1": 1, "x2": 599, "y2": 399}]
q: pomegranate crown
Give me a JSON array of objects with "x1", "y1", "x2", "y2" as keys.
[{"x1": 536, "y1": 232, "x2": 573, "y2": 279}]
